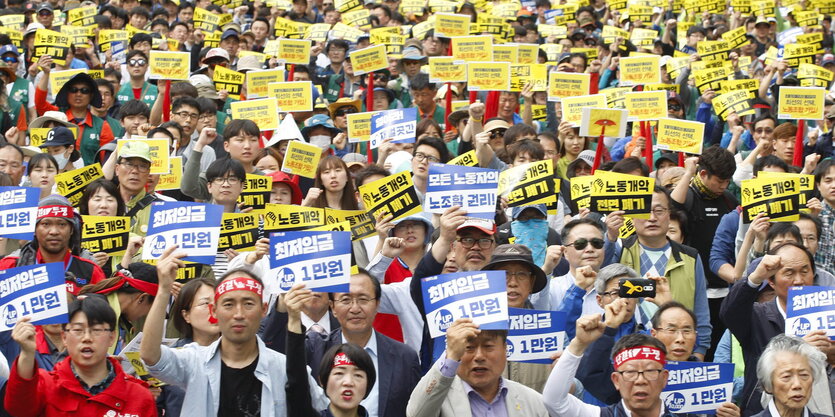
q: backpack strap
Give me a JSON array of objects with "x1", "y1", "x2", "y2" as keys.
[{"x1": 127, "y1": 194, "x2": 158, "y2": 223}]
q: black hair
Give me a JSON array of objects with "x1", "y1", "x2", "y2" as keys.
[
  {"x1": 129, "y1": 34, "x2": 152, "y2": 49},
  {"x1": 409, "y1": 73, "x2": 436, "y2": 92},
  {"x1": 66, "y1": 295, "x2": 117, "y2": 331},
  {"x1": 668, "y1": 207, "x2": 688, "y2": 242},
  {"x1": 79, "y1": 178, "x2": 126, "y2": 216},
  {"x1": 650, "y1": 301, "x2": 697, "y2": 330},
  {"x1": 223, "y1": 119, "x2": 260, "y2": 142},
  {"x1": 172, "y1": 96, "x2": 200, "y2": 113},
  {"x1": 118, "y1": 99, "x2": 151, "y2": 120},
  {"x1": 814, "y1": 158, "x2": 835, "y2": 186},
  {"x1": 253, "y1": 17, "x2": 271, "y2": 28},
  {"x1": 612, "y1": 156, "x2": 649, "y2": 177},
  {"x1": 537, "y1": 132, "x2": 560, "y2": 153},
  {"x1": 768, "y1": 241, "x2": 816, "y2": 276},
  {"x1": 698, "y1": 145, "x2": 736, "y2": 180},
  {"x1": 611, "y1": 333, "x2": 667, "y2": 363},
  {"x1": 196, "y1": 97, "x2": 218, "y2": 115},
  {"x1": 765, "y1": 223, "x2": 802, "y2": 252},
  {"x1": 147, "y1": 127, "x2": 175, "y2": 142},
  {"x1": 798, "y1": 212, "x2": 822, "y2": 239},
  {"x1": 170, "y1": 21, "x2": 189, "y2": 33},
  {"x1": 371, "y1": 3, "x2": 392, "y2": 18},
  {"x1": 103, "y1": 67, "x2": 122, "y2": 83},
  {"x1": 508, "y1": 139, "x2": 544, "y2": 162},
  {"x1": 353, "y1": 164, "x2": 390, "y2": 189},
  {"x1": 503, "y1": 123, "x2": 537, "y2": 147},
  {"x1": 27, "y1": 153, "x2": 58, "y2": 176},
  {"x1": 171, "y1": 277, "x2": 218, "y2": 339},
  {"x1": 415, "y1": 136, "x2": 450, "y2": 163},
  {"x1": 206, "y1": 157, "x2": 246, "y2": 183},
  {"x1": 753, "y1": 154, "x2": 788, "y2": 176},
  {"x1": 318, "y1": 343, "x2": 377, "y2": 399},
  {"x1": 293, "y1": 64, "x2": 310, "y2": 75},
  {"x1": 561, "y1": 217, "x2": 605, "y2": 242},
  {"x1": 325, "y1": 39, "x2": 350, "y2": 54},
  {"x1": 129, "y1": 5, "x2": 151, "y2": 18},
  {"x1": 159, "y1": 121, "x2": 185, "y2": 142},
  {"x1": 752, "y1": 112, "x2": 777, "y2": 130},
  {"x1": 150, "y1": 18, "x2": 170, "y2": 29},
  {"x1": 178, "y1": 2, "x2": 194, "y2": 11},
  {"x1": 95, "y1": 78, "x2": 115, "y2": 96},
  {"x1": 568, "y1": 52, "x2": 588, "y2": 68},
  {"x1": 652, "y1": 185, "x2": 672, "y2": 208},
  {"x1": 79, "y1": 262, "x2": 158, "y2": 302}
]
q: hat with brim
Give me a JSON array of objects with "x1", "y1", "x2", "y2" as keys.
[
  {"x1": 457, "y1": 217, "x2": 496, "y2": 235},
  {"x1": 40, "y1": 126, "x2": 75, "y2": 148},
  {"x1": 483, "y1": 119, "x2": 510, "y2": 133},
  {"x1": 236, "y1": 55, "x2": 262, "y2": 72},
  {"x1": 448, "y1": 107, "x2": 469, "y2": 127},
  {"x1": 267, "y1": 171, "x2": 302, "y2": 205},
  {"x1": 30, "y1": 111, "x2": 74, "y2": 129},
  {"x1": 119, "y1": 140, "x2": 152, "y2": 163},
  {"x1": 654, "y1": 152, "x2": 678, "y2": 169},
  {"x1": 21, "y1": 146, "x2": 42, "y2": 158},
  {"x1": 389, "y1": 212, "x2": 435, "y2": 245},
  {"x1": 483, "y1": 244, "x2": 548, "y2": 293},
  {"x1": 55, "y1": 73, "x2": 102, "y2": 109},
  {"x1": 301, "y1": 114, "x2": 342, "y2": 138},
  {"x1": 364, "y1": 87, "x2": 395, "y2": 104},
  {"x1": 328, "y1": 98, "x2": 361, "y2": 115}
]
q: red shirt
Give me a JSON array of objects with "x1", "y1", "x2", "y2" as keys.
[{"x1": 372, "y1": 257, "x2": 411, "y2": 342}]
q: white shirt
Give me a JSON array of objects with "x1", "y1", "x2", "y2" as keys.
[
  {"x1": 301, "y1": 311, "x2": 332, "y2": 335},
  {"x1": 342, "y1": 330, "x2": 379, "y2": 417}
]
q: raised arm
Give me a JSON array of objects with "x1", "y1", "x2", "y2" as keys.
[{"x1": 140, "y1": 245, "x2": 186, "y2": 366}]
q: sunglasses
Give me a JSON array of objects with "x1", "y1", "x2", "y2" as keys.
[
  {"x1": 128, "y1": 58, "x2": 147, "y2": 67},
  {"x1": 335, "y1": 108, "x2": 357, "y2": 116},
  {"x1": 668, "y1": 104, "x2": 682, "y2": 112},
  {"x1": 566, "y1": 237, "x2": 605, "y2": 250},
  {"x1": 38, "y1": 10, "x2": 52, "y2": 16},
  {"x1": 1, "y1": 56, "x2": 17, "y2": 64},
  {"x1": 69, "y1": 87, "x2": 92, "y2": 94}
]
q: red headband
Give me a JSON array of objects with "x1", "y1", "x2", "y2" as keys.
[
  {"x1": 94, "y1": 271, "x2": 159, "y2": 296},
  {"x1": 333, "y1": 353, "x2": 355, "y2": 368},
  {"x1": 37, "y1": 205, "x2": 73, "y2": 220},
  {"x1": 215, "y1": 277, "x2": 263, "y2": 301},
  {"x1": 613, "y1": 346, "x2": 666, "y2": 369}
]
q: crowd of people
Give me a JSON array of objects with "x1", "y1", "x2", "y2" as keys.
[{"x1": 0, "y1": 0, "x2": 830, "y2": 416}]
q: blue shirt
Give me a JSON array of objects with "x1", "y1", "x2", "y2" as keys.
[{"x1": 439, "y1": 357, "x2": 509, "y2": 417}]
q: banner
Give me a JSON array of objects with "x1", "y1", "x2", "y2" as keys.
[
  {"x1": 777, "y1": 86, "x2": 825, "y2": 120},
  {"x1": 263, "y1": 204, "x2": 325, "y2": 233},
  {"x1": 421, "y1": 271, "x2": 509, "y2": 338},
  {"x1": 230, "y1": 98, "x2": 280, "y2": 131},
  {"x1": 142, "y1": 202, "x2": 223, "y2": 264},
  {"x1": 80, "y1": 216, "x2": 130, "y2": 256},
  {"x1": 218, "y1": 212, "x2": 259, "y2": 251},
  {"x1": 435, "y1": 13, "x2": 471, "y2": 37},
  {"x1": 369, "y1": 108, "x2": 418, "y2": 149},
  {"x1": 624, "y1": 91, "x2": 667, "y2": 121},
  {"x1": 740, "y1": 176, "x2": 801, "y2": 223},
  {"x1": 213, "y1": 66, "x2": 244, "y2": 100},
  {"x1": 55, "y1": 164, "x2": 104, "y2": 207},
  {"x1": 497, "y1": 159, "x2": 559, "y2": 208},
  {"x1": 619, "y1": 55, "x2": 660, "y2": 86},
  {"x1": 149, "y1": 51, "x2": 190, "y2": 81},
  {"x1": 590, "y1": 171, "x2": 655, "y2": 218},
  {"x1": 281, "y1": 140, "x2": 322, "y2": 178},
  {"x1": 246, "y1": 68, "x2": 285, "y2": 99},
  {"x1": 467, "y1": 62, "x2": 510, "y2": 91},
  {"x1": 350, "y1": 44, "x2": 388, "y2": 75},
  {"x1": 656, "y1": 118, "x2": 705, "y2": 154},
  {"x1": 238, "y1": 173, "x2": 271, "y2": 211},
  {"x1": 358, "y1": 171, "x2": 422, "y2": 221},
  {"x1": 156, "y1": 157, "x2": 183, "y2": 191},
  {"x1": 507, "y1": 308, "x2": 566, "y2": 363},
  {"x1": 268, "y1": 81, "x2": 313, "y2": 112},
  {"x1": 0, "y1": 263, "x2": 68, "y2": 331},
  {"x1": 325, "y1": 208, "x2": 375, "y2": 240},
  {"x1": 0, "y1": 187, "x2": 39, "y2": 240},
  {"x1": 662, "y1": 362, "x2": 735, "y2": 414},
  {"x1": 787, "y1": 286, "x2": 835, "y2": 340},
  {"x1": 548, "y1": 72, "x2": 590, "y2": 102},
  {"x1": 426, "y1": 164, "x2": 499, "y2": 219},
  {"x1": 429, "y1": 56, "x2": 468, "y2": 83},
  {"x1": 452, "y1": 36, "x2": 493, "y2": 62},
  {"x1": 269, "y1": 231, "x2": 352, "y2": 293}
]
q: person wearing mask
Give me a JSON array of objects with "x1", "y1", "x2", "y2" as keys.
[{"x1": 37, "y1": 126, "x2": 82, "y2": 172}]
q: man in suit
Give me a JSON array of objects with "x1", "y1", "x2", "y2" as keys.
[
  {"x1": 721, "y1": 242, "x2": 816, "y2": 416},
  {"x1": 407, "y1": 318, "x2": 549, "y2": 417},
  {"x1": 306, "y1": 269, "x2": 421, "y2": 417},
  {"x1": 259, "y1": 291, "x2": 341, "y2": 354}
]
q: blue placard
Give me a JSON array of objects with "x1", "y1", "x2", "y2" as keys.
[
  {"x1": 0, "y1": 187, "x2": 39, "y2": 240},
  {"x1": 112, "y1": 41, "x2": 127, "y2": 64},
  {"x1": 425, "y1": 163, "x2": 499, "y2": 220},
  {"x1": 661, "y1": 362, "x2": 734, "y2": 414},
  {"x1": 786, "y1": 286, "x2": 835, "y2": 340},
  {"x1": 269, "y1": 230, "x2": 352, "y2": 293},
  {"x1": 142, "y1": 201, "x2": 223, "y2": 264},
  {"x1": 369, "y1": 108, "x2": 417, "y2": 149},
  {"x1": 0, "y1": 263, "x2": 69, "y2": 331},
  {"x1": 507, "y1": 308, "x2": 566, "y2": 363},
  {"x1": 421, "y1": 270, "x2": 509, "y2": 338}
]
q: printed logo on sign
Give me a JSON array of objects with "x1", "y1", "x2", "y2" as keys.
[
  {"x1": 435, "y1": 309, "x2": 454, "y2": 331},
  {"x1": 2, "y1": 305, "x2": 17, "y2": 327},
  {"x1": 665, "y1": 392, "x2": 686, "y2": 411},
  {"x1": 792, "y1": 317, "x2": 812, "y2": 336},
  {"x1": 277, "y1": 267, "x2": 296, "y2": 291},
  {"x1": 506, "y1": 339, "x2": 515, "y2": 357},
  {"x1": 148, "y1": 235, "x2": 167, "y2": 257}
]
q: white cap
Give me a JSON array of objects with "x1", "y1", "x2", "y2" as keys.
[
  {"x1": 265, "y1": 113, "x2": 304, "y2": 147},
  {"x1": 204, "y1": 47, "x2": 231, "y2": 62}
]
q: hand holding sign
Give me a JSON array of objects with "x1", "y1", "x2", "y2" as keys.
[
  {"x1": 444, "y1": 318, "x2": 479, "y2": 361},
  {"x1": 439, "y1": 206, "x2": 467, "y2": 241},
  {"x1": 245, "y1": 237, "x2": 271, "y2": 265},
  {"x1": 157, "y1": 245, "x2": 186, "y2": 296},
  {"x1": 716, "y1": 403, "x2": 741, "y2": 417},
  {"x1": 801, "y1": 330, "x2": 830, "y2": 351},
  {"x1": 605, "y1": 210, "x2": 626, "y2": 241},
  {"x1": 11, "y1": 317, "x2": 35, "y2": 356},
  {"x1": 285, "y1": 283, "x2": 313, "y2": 323}
]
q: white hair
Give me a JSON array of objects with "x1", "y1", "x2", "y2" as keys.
[
  {"x1": 756, "y1": 334, "x2": 826, "y2": 393},
  {"x1": 594, "y1": 263, "x2": 640, "y2": 294}
]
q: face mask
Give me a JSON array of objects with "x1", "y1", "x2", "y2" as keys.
[
  {"x1": 53, "y1": 152, "x2": 69, "y2": 170},
  {"x1": 310, "y1": 135, "x2": 332, "y2": 150},
  {"x1": 511, "y1": 218, "x2": 549, "y2": 267}
]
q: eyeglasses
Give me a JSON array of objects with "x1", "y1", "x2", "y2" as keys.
[
  {"x1": 199, "y1": 113, "x2": 215, "y2": 121},
  {"x1": 414, "y1": 152, "x2": 440, "y2": 164},
  {"x1": 566, "y1": 237, "x2": 605, "y2": 250},
  {"x1": 754, "y1": 127, "x2": 774, "y2": 134},
  {"x1": 65, "y1": 325, "x2": 113, "y2": 337},
  {"x1": 456, "y1": 237, "x2": 495, "y2": 249},
  {"x1": 0, "y1": 160, "x2": 22, "y2": 170},
  {"x1": 335, "y1": 108, "x2": 357, "y2": 117},
  {"x1": 505, "y1": 270, "x2": 533, "y2": 281},
  {"x1": 38, "y1": 10, "x2": 53, "y2": 16},
  {"x1": 650, "y1": 207, "x2": 670, "y2": 217},
  {"x1": 2, "y1": 56, "x2": 18, "y2": 64},
  {"x1": 667, "y1": 104, "x2": 682, "y2": 112},
  {"x1": 600, "y1": 290, "x2": 620, "y2": 298},
  {"x1": 174, "y1": 111, "x2": 199, "y2": 120},
  {"x1": 120, "y1": 161, "x2": 151, "y2": 173},
  {"x1": 490, "y1": 130, "x2": 506, "y2": 139},
  {"x1": 334, "y1": 296, "x2": 376, "y2": 307},
  {"x1": 211, "y1": 176, "x2": 241, "y2": 185},
  {"x1": 655, "y1": 327, "x2": 696, "y2": 337},
  {"x1": 128, "y1": 58, "x2": 147, "y2": 67},
  {"x1": 616, "y1": 369, "x2": 664, "y2": 382},
  {"x1": 69, "y1": 87, "x2": 92, "y2": 95}
]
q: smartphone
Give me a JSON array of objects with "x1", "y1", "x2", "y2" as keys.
[{"x1": 618, "y1": 278, "x2": 656, "y2": 298}]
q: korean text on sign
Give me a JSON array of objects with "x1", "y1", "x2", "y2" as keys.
[
  {"x1": 0, "y1": 187, "x2": 39, "y2": 240},
  {"x1": 589, "y1": 170, "x2": 655, "y2": 218},
  {"x1": 142, "y1": 201, "x2": 223, "y2": 264},
  {"x1": 369, "y1": 108, "x2": 418, "y2": 149},
  {"x1": 425, "y1": 164, "x2": 499, "y2": 220},
  {"x1": 269, "y1": 231, "x2": 352, "y2": 294},
  {"x1": 81, "y1": 215, "x2": 130, "y2": 256},
  {"x1": 662, "y1": 361, "x2": 734, "y2": 414},
  {"x1": 358, "y1": 171, "x2": 422, "y2": 222},
  {"x1": 506, "y1": 308, "x2": 566, "y2": 363},
  {"x1": 786, "y1": 286, "x2": 835, "y2": 340},
  {"x1": 421, "y1": 271, "x2": 509, "y2": 338},
  {"x1": 0, "y1": 263, "x2": 68, "y2": 331},
  {"x1": 740, "y1": 176, "x2": 801, "y2": 223}
]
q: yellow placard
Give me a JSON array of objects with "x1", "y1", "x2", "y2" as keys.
[
  {"x1": 97, "y1": 30, "x2": 129, "y2": 52},
  {"x1": 349, "y1": 44, "x2": 389, "y2": 75},
  {"x1": 590, "y1": 170, "x2": 655, "y2": 218},
  {"x1": 548, "y1": 71, "x2": 590, "y2": 101},
  {"x1": 712, "y1": 89, "x2": 755, "y2": 120},
  {"x1": 219, "y1": 212, "x2": 259, "y2": 251},
  {"x1": 719, "y1": 79, "x2": 759, "y2": 96},
  {"x1": 618, "y1": 55, "x2": 660, "y2": 86},
  {"x1": 740, "y1": 176, "x2": 801, "y2": 223},
  {"x1": 0, "y1": 14, "x2": 25, "y2": 30},
  {"x1": 358, "y1": 171, "x2": 422, "y2": 221},
  {"x1": 325, "y1": 208, "x2": 376, "y2": 240},
  {"x1": 758, "y1": 171, "x2": 814, "y2": 213},
  {"x1": 29, "y1": 126, "x2": 79, "y2": 148},
  {"x1": 281, "y1": 139, "x2": 322, "y2": 178},
  {"x1": 510, "y1": 64, "x2": 547, "y2": 92},
  {"x1": 697, "y1": 40, "x2": 731, "y2": 62},
  {"x1": 62, "y1": 25, "x2": 91, "y2": 49},
  {"x1": 428, "y1": 56, "x2": 468, "y2": 83},
  {"x1": 435, "y1": 13, "x2": 471, "y2": 37},
  {"x1": 777, "y1": 86, "x2": 825, "y2": 120},
  {"x1": 231, "y1": 98, "x2": 280, "y2": 130},
  {"x1": 342, "y1": 8, "x2": 372, "y2": 29},
  {"x1": 347, "y1": 112, "x2": 374, "y2": 143},
  {"x1": 34, "y1": 29, "x2": 70, "y2": 66},
  {"x1": 246, "y1": 68, "x2": 285, "y2": 99},
  {"x1": 116, "y1": 139, "x2": 170, "y2": 175},
  {"x1": 570, "y1": 47, "x2": 598, "y2": 60},
  {"x1": 277, "y1": 38, "x2": 312, "y2": 64},
  {"x1": 305, "y1": 23, "x2": 332, "y2": 42},
  {"x1": 56, "y1": 163, "x2": 104, "y2": 207},
  {"x1": 68, "y1": 6, "x2": 97, "y2": 26},
  {"x1": 268, "y1": 81, "x2": 313, "y2": 112},
  {"x1": 561, "y1": 94, "x2": 607, "y2": 126},
  {"x1": 656, "y1": 118, "x2": 705, "y2": 155},
  {"x1": 784, "y1": 43, "x2": 817, "y2": 68},
  {"x1": 213, "y1": 65, "x2": 245, "y2": 100},
  {"x1": 449, "y1": 150, "x2": 479, "y2": 166},
  {"x1": 579, "y1": 108, "x2": 628, "y2": 137},
  {"x1": 48, "y1": 69, "x2": 87, "y2": 97},
  {"x1": 497, "y1": 159, "x2": 558, "y2": 207},
  {"x1": 452, "y1": 36, "x2": 493, "y2": 62},
  {"x1": 493, "y1": 44, "x2": 518, "y2": 63},
  {"x1": 798, "y1": 63, "x2": 834, "y2": 88},
  {"x1": 238, "y1": 173, "x2": 272, "y2": 211},
  {"x1": 193, "y1": 7, "x2": 221, "y2": 31},
  {"x1": 157, "y1": 156, "x2": 183, "y2": 191},
  {"x1": 623, "y1": 91, "x2": 667, "y2": 121},
  {"x1": 149, "y1": 51, "x2": 190, "y2": 81},
  {"x1": 263, "y1": 204, "x2": 326, "y2": 232},
  {"x1": 467, "y1": 62, "x2": 510, "y2": 91},
  {"x1": 570, "y1": 175, "x2": 595, "y2": 210},
  {"x1": 80, "y1": 215, "x2": 130, "y2": 256}
]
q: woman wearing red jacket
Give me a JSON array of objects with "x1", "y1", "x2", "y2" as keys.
[{"x1": 5, "y1": 295, "x2": 157, "y2": 417}]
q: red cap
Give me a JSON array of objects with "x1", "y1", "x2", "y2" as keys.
[{"x1": 268, "y1": 171, "x2": 303, "y2": 205}]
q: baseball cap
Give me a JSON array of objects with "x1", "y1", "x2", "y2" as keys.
[
  {"x1": 36, "y1": 3, "x2": 53, "y2": 13},
  {"x1": 0, "y1": 45, "x2": 19, "y2": 57},
  {"x1": 39, "y1": 126, "x2": 75, "y2": 148},
  {"x1": 221, "y1": 29, "x2": 240, "y2": 41},
  {"x1": 577, "y1": 149, "x2": 596, "y2": 166},
  {"x1": 342, "y1": 152, "x2": 366, "y2": 168},
  {"x1": 119, "y1": 140, "x2": 152, "y2": 163},
  {"x1": 203, "y1": 47, "x2": 231, "y2": 63},
  {"x1": 457, "y1": 217, "x2": 496, "y2": 235},
  {"x1": 511, "y1": 204, "x2": 547, "y2": 219},
  {"x1": 823, "y1": 54, "x2": 835, "y2": 66},
  {"x1": 267, "y1": 171, "x2": 302, "y2": 205}
]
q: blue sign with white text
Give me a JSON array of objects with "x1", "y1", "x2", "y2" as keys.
[
  {"x1": 786, "y1": 286, "x2": 835, "y2": 340},
  {"x1": 425, "y1": 163, "x2": 499, "y2": 220},
  {"x1": 0, "y1": 263, "x2": 68, "y2": 331},
  {"x1": 661, "y1": 361, "x2": 734, "y2": 414},
  {"x1": 0, "y1": 186, "x2": 39, "y2": 240},
  {"x1": 369, "y1": 108, "x2": 417, "y2": 148},
  {"x1": 269, "y1": 230, "x2": 352, "y2": 293},
  {"x1": 421, "y1": 270, "x2": 509, "y2": 338},
  {"x1": 507, "y1": 308, "x2": 566, "y2": 363},
  {"x1": 142, "y1": 201, "x2": 223, "y2": 264}
]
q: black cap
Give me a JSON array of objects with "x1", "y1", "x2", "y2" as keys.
[
  {"x1": 483, "y1": 244, "x2": 548, "y2": 293},
  {"x1": 40, "y1": 126, "x2": 75, "y2": 148},
  {"x1": 654, "y1": 152, "x2": 678, "y2": 169}
]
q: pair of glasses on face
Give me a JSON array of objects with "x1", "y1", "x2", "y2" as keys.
[
  {"x1": 128, "y1": 58, "x2": 147, "y2": 67},
  {"x1": 69, "y1": 87, "x2": 92, "y2": 95},
  {"x1": 335, "y1": 108, "x2": 357, "y2": 117},
  {"x1": 565, "y1": 237, "x2": 605, "y2": 250},
  {"x1": 668, "y1": 104, "x2": 682, "y2": 112},
  {"x1": 414, "y1": 152, "x2": 441, "y2": 164},
  {"x1": 2, "y1": 56, "x2": 18, "y2": 64}
]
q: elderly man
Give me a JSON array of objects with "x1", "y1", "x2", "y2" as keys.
[
  {"x1": 544, "y1": 311, "x2": 740, "y2": 417},
  {"x1": 407, "y1": 319, "x2": 548, "y2": 417},
  {"x1": 753, "y1": 335, "x2": 829, "y2": 417},
  {"x1": 721, "y1": 242, "x2": 817, "y2": 416}
]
